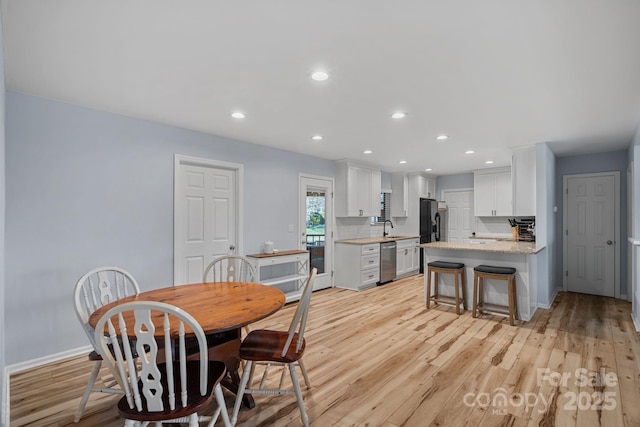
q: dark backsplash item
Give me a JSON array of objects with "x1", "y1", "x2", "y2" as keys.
[{"x1": 515, "y1": 218, "x2": 535, "y2": 242}]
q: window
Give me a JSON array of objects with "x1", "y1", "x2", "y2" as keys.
[{"x1": 372, "y1": 192, "x2": 391, "y2": 223}]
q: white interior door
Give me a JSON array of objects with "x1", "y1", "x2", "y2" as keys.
[
  {"x1": 299, "y1": 175, "x2": 334, "y2": 290},
  {"x1": 442, "y1": 189, "x2": 474, "y2": 242},
  {"x1": 174, "y1": 156, "x2": 242, "y2": 285},
  {"x1": 565, "y1": 174, "x2": 616, "y2": 297}
]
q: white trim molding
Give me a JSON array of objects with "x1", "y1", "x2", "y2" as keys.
[
  {"x1": 538, "y1": 286, "x2": 562, "y2": 309},
  {"x1": 3, "y1": 367, "x2": 9, "y2": 427},
  {"x1": 3, "y1": 345, "x2": 93, "y2": 426}
]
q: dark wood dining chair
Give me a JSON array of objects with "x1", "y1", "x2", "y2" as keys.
[
  {"x1": 231, "y1": 268, "x2": 317, "y2": 427},
  {"x1": 72, "y1": 266, "x2": 140, "y2": 423},
  {"x1": 93, "y1": 300, "x2": 232, "y2": 427}
]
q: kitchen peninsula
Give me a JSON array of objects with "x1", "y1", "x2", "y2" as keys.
[{"x1": 420, "y1": 240, "x2": 544, "y2": 321}]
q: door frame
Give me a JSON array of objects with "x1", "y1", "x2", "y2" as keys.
[
  {"x1": 562, "y1": 171, "x2": 620, "y2": 298},
  {"x1": 298, "y1": 173, "x2": 334, "y2": 289},
  {"x1": 174, "y1": 154, "x2": 244, "y2": 284}
]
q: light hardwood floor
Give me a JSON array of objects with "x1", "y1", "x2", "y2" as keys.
[{"x1": 9, "y1": 275, "x2": 640, "y2": 426}]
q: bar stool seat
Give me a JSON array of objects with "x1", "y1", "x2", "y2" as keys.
[
  {"x1": 426, "y1": 261, "x2": 466, "y2": 314},
  {"x1": 473, "y1": 264, "x2": 518, "y2": 325}
]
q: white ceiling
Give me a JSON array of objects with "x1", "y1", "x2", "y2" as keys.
[{"x1": 3, "y1": 0, "x2": 640, "y2": 175}]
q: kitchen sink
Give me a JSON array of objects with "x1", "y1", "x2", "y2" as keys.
[{"x1": 467, "y1": 238, "x2": 497, "y2": 244}]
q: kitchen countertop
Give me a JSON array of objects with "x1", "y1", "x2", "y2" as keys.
[
  {"x1": 335, "y1": 235, "x2": 420, "y2": 245},
  {"x1": 419, "y1": 241, "x2": 543, "y2": 255}
]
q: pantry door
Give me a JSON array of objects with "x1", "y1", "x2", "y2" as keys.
[
  {"x1": 564, "y1": 172, "x2": 619, "y2": 297},
  {"x1": 441, "y1": 189, "x2": 474, "y2": 242},
  {"x1": 299, "y1": 174, "x2": 334, "y2": 290},
  {"x1": 174, "y1": 155, "x2": 243, "y2": 285}
]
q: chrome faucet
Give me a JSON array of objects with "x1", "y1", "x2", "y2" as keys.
[{"x1": 383, "y1": 219, "x2": 394, "y2": 237}]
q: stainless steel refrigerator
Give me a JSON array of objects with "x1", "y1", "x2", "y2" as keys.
[{"x1": 419, "y1": 198, "x2": 446, "y2": 273}]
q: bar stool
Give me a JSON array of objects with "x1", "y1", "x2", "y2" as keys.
[
  {"x1": 473, "y1": 265, "x2": 517, "y2": 326},
  {"x1": 426, "y1": 261, "x2": 466, "y2": 315}
]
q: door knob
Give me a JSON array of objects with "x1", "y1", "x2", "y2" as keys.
[
  {"x1": 606, "y1": 240, "x2": 613, "y2": 245},
  {"x1": 229, "y1": 244, "x2": 236, "y2": 251}
]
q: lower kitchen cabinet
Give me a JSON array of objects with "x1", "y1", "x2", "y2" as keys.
[
  {"x1": 335, "y1": 243, "x2": 380, "y2": 291},
  {"x1": 396, "y1": 238, "x2": 420, "y2": 278}
]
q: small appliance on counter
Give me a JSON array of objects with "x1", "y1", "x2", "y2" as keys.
[{"x1": 513, "y1": 218, "x2": 535, "y2": 242}]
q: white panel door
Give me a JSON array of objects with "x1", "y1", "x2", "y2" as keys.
[
  {"x1": 299, "y1": 175, "x2": 334, "y2": 290},
  {"x1": 567, "y1": 175, "x2": 615, "y2": 296},
  {"x1": 175, "y1": 157, "x2": 239, "y2": 285},
  {"x1": 443, "y1": 190, "x2": 474, "y2": 242}
]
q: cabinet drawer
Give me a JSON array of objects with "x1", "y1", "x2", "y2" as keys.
[
  {"x1": 396, "y1": 238, "x2": 419, "y2": 249},
  {"x1": 361, "y1": 254, "x2": 380, "y2": 269},
  {"x1": 361, "y1": 268, "x2": 379, "y2": 286},
  {"x1": 361, "y1": 243, "x2": 380, "y2": 255}
]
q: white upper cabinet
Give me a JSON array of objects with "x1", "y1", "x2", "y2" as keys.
[
  {"x1": 511, "y1": 147, "x2": 536, "y2": 217},
  {"x1": 474, "y1": 167, "x2": 512, "y2": 216},
  {"x1": 391, "y1": 173, "x2": 409, "y2": 217},
  {"x1": 420, "y1": 176, "x2": 436, "y2": 199},
  {"x1": 336, "y1": 160, "x2": 382, "y2": 217}
]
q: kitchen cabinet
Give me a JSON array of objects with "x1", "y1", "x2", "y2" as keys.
[
  {"x1": 247, "y1": 250, "x2": 309, "y2": 303},
  {"x1": 474, "y1": 167, "x2": 512, "y2": 216},
  {"x1": 512, "y1": 147, "x2": 536, "y2": 217},
  {"x1": 396, "y1": 238, "x2": 420, "y2": 278},
  {"x1": 420, "y1": 176, "x2": 436, "y2": 199},
  {"x1": 391, "y1": 173, "x2": 409, "y2": 217},
  {"x1": 335, "y1": 160, "x2": 381, "y2": 217},
  {"x1": 335, "y1": 243, "x2": 380, "y2": 290}
]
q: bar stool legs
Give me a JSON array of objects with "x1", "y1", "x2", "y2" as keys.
[
  {"x1": 426, "y1": 261, "x2": 466, "y2": 314},
  {"x1": 472, "y1": 265, "x2": 518, "y2": 326}
]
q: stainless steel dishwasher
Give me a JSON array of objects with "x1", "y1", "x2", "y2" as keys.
[{"x1": 379, "y1": 241, "x2": 397, "y2": 284}]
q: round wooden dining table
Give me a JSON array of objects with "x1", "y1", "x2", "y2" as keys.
[{"x1": 88, "y1": 281, "x2": 285, "y2": 409}]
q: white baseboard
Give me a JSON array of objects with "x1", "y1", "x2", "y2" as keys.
[
  {"x1": 3, "y1": 345, "x2": 92, "y2": 425},
  {"x1": 5, "y1": 345, "x2": 91, "y2": 376},
  {"x1": 538, "y1": 286, "x2": 561, "y2": 309},
  {"x1": 620, "y1": 293, "x2": 629, "y2": 301},
  {"x1": 2, "y1": 367, "x2": 9, "y2": 427},
  {"x1": 633, "y1": 313, "x2": 640, "y2": 333}
]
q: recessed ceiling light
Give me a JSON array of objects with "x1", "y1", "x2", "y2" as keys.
[
  {"x1": 485, "y1": 160, "x2": 494, "y2": 164},
  {"x1": 425, "y1": 168, "x2": 433, "y2": 172},
  {"x1": 399, "y1": 160, "x2": 407, "y2": 164},
  {"x1": 231, "y1": 112, "x2": 245, "y2": 119},
  {"x1": 311, "y1": 71, "x2": 329, "y2": 81},
  {"x1": 363, "y1": 150, "x2": 373, "y2": 154},
  {"x1": 311, "y1": 135, "x2": 323, "y2": 141},
  {"x1": 391, "y1": 112, "x2": 406, "y2": 119},
  {"x1": 436, "y1": 135, "x2": 448, "y2": 141},
  {"x1": 465, "y1": 150, "x2": 475, "y2": 154}
]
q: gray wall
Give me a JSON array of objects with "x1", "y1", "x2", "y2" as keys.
[
  {"x1": 536, "y1": 143, "x2": 556, "y2": 307},
  {"x1": 5, "y1": 92, "x2": 335, "y2": 365},
  {"x1": 435, "y1": 172, "x2": 474, "y2": 200},
  {"x1": 0, "y1": 9, "x2": 6, "y2": 424},
  {"x1": 632, "y1": 128, "x2": 640, "y2": 238},
  {"x1": 554, "y1": 150, "x2": 629, "y2": 296}
]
